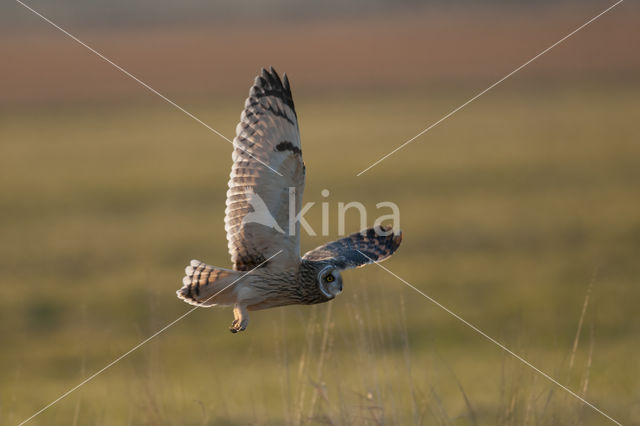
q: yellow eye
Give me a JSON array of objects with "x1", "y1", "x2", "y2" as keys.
[{"x1": 326, "y1": 275, "x2": 334, "y2": 282}]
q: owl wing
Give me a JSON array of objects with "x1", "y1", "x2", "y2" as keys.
[
  {"x1": 302, "y1": 226, "x2": 402, "y2": 270},
  {"x1": 225, "y1": 67, "x2": 305, "y2": 272}
]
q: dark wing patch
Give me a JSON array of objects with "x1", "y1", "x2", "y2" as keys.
[
  {"x1": 302, "y1": 225, "x2": 402, "y2": 270},
  {"x1": 275, "y1": 141, "x2": 302, "y2": 156}
]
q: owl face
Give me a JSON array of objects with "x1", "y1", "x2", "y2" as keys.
[{"x1": 317, "y1": 266, "x2": 342, "y2": 299}]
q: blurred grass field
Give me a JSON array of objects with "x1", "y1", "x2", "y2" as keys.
[{"x1": 1, "y1": 78, "x2": 639, "y2": 425}]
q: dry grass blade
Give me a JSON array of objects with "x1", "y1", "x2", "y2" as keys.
[
  {"x1": 568, "y1": 267, "x2": 598, "y2": 377},
  {"x1": 308, "y1": 303, "x2": 334, "y2": 420}
]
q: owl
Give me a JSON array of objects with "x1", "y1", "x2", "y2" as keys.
[{"x1": 176, "y1": 68, "x2": 402, "y2": 333}]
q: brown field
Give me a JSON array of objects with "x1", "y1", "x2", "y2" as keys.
[{"x1": 2, "y1": 5, "x2": 639, "y2": 105}]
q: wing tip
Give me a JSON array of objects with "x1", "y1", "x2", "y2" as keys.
[
  {"x1": 372, "y1": 224, "x2": 402, "y2": 255},
  {"x1": 256, "y1": 66, "x2": 281, "y2": 89},
  {"x1": 250, "y1": 67, "x2": 295, "y2": 111}
]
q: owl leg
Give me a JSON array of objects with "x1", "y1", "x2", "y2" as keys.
[{"x1": 230, "y1": 303, "x2": 249, "y2": 333}]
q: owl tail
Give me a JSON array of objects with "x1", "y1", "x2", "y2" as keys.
[{"x1": 176, "y1": 260, "x2": 242, "y2": 307}]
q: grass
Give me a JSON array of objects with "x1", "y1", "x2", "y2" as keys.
[{"x1": 1, "y1": 81, "x2": 639, "y2": 425}]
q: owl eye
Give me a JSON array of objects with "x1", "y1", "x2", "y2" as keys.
[{"x1": 325, "y1": 275, "x2": 335, "y2": 283}]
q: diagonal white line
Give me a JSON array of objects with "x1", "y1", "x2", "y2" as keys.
[
  {"x1": 356, "y1": 0, "x2": 624, "y2": 176},
  {"x1": 356, "y1": 250, "x2": 622, "y2": 425},
  {"x1": 17, "y1": 250, "x2": 282, "y2": 426},
  {"x1": 13, "y1": 0, "x2": 283, "y2": 177}
]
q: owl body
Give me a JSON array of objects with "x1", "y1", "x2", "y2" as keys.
[
  {"x1": 177, "y1": 68, "x2": 401, "y2": 333},
  {"x1": 249, "y1": 262, "x2": 333, "y2": 308},
  {"x1": 180, "y1": 260, "x2": 336, "y2": 307}
]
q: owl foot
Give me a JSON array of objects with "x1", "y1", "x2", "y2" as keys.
[
  {"x1": 229, "y1": 318, "x2": 248, "y2": 333},
  {"x1": 230, "y1": 304, "x2": 249, "y2": 333}
]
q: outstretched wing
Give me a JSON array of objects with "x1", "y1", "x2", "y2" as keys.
[
  {"x1": 225, "y1": 67, "x2": 305, "y2": 272},
  {"x1": 302, "y1": 226, "x2": 402, "y2": 270}
]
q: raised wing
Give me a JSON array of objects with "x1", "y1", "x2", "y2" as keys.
[
  {"x1": 225, "y1": 67, "x2": 305, "y2": 271},
  {"x1": 302, "y1": 226, "x2": 402, "y2": 270}
]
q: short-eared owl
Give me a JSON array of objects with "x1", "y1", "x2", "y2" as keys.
[{"x1": 177, "y1": 68, "x2": 402, "y2": 333}]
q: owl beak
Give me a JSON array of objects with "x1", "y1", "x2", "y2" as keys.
[{"x1": 331, "y1": 279, "x2": 343, "y2": 297}]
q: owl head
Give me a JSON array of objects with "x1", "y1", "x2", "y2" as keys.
[{"x1": 317, "y1": 265, "x2": 342, "y2": 299}]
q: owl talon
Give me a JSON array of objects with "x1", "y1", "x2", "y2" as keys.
[{"x1": 229, "y1": 321, "x2": 247, "y2": 333}]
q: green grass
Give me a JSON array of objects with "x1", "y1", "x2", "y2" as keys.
[{"x1": 1, "y1": 82, "x2": 639, "y2": 425}]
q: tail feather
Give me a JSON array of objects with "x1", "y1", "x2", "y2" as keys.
[{"x1": 177, "y1": 260, "x2": 241, "y2": 306}]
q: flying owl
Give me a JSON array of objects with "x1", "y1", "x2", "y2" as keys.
[{"x1": 176, "y1": 68, "x2": 402, "y2": 333}]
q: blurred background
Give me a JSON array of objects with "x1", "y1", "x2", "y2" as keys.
[{"x1": 1, "y1": 0, "x2": 639, "y2": 424}]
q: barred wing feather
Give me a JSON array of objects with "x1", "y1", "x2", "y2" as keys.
[
  {"x1": 225, "y1": 67, "x2": 305, "y2": 272},
  {"x1": 302, "y1": 226, "x2": 402, "y2": 270}
]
